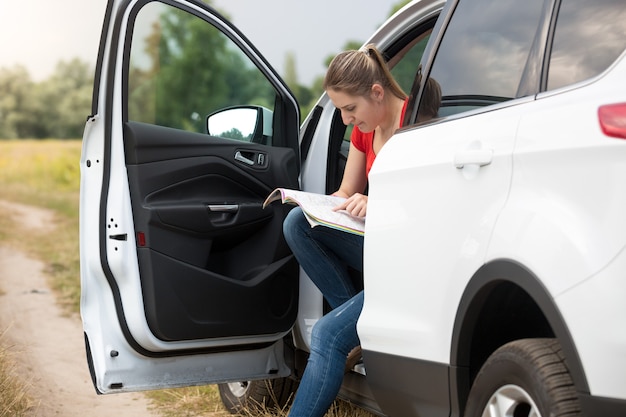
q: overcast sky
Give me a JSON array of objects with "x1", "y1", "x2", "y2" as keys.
[{"x1": 0, "y1": 0, "x2": 402, "y2": 85}]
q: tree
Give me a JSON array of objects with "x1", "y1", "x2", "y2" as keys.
[
  {"x1": 0, "y1": 59, "x2": 93, "y2": 139},
  {"x1": 283, "y1": 51, "x2": 299, "y2": 90},
  {"x1": 0, "y1": 65, "x2": 35, "y2": 139},
  {"x1": 283, "y1": 51, "x2": 315, "y2": 120},
  {"x1": 33, "y1": 59, "x2": 94, "y2": 138},
  {"x1": 389, "y1": 0, "x2": 412, "y2": 16}
]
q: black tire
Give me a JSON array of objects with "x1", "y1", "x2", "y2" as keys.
[
  {"x1": 218, "y1": 377, "x2": 298, "y2": 415},
  {"x1": 464, "y1": 338, "x2": 582, "y2": 417}
]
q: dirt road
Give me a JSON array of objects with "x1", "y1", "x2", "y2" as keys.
[{"x1": 0, "y1": 201, "x2": 156, "y2": 416}]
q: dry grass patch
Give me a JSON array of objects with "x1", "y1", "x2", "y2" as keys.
[
  {"x1": 0, "y1": 330, "x2": 33, "y2": 416},
  {"x1": 146, "y1": 384, "x2": 377, "y2": 417},
  {"x1": 146, "y1": 386, "x2": 232, "y2": 416}
]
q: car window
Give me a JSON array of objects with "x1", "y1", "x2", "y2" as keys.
[
  {"x1": 417, "y1": 0, "x2": 547, "y2": 121},
  {"x1": 390, "y1": 30, "x2": 432, "y2": 96},
  {"x1": 547, "y1": 0, "x2": 626, "y2": 90},
  {"x1": 127, "y1": 1, "x2": 278, "y2": 144}
]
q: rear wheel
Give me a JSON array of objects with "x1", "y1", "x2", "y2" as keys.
[
  {"x1": 464, "y1": 338, "x2": 582, "y2": 417},
  {"x1": 218, "y1": 377, "x2": 298, "y2": 415}
]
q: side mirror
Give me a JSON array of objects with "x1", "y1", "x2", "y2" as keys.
[{"x1": 206, "y1": 106, "x2": 273, "y2": 145}]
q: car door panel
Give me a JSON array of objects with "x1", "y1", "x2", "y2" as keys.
[
  {"x1": 104, "y1": 121, "x2": 300, "y2": 346},
  {"x1": 122, "y1": 121, "x2": 299, "y2": 342}
]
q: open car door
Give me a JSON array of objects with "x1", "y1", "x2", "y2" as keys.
[{"x1": 80, "y1": 0, "x2": 300, "y2": 393}]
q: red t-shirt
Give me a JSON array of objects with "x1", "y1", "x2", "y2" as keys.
[{"x1": 351, "y1": 99, "x2": 408, "y2": 177}]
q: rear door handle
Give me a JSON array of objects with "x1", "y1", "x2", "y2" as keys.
[{"x1": 454, "y1": 149, "x2": 493, "y2": 169}]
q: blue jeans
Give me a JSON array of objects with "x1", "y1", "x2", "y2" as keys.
[
  {"x1": 282, "y1": 207, "x2": 364, "y2": 308},
  {"x1": 288, "y1": 292, "x2": 364, "y2": 417}
]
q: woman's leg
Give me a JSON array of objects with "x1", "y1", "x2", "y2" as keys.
[
  {"x1": 283, "y1": 207, "x2": 363, "y2": 308},
  {"x1": 288, "y1": 292, "x2": 364, "y2": 417}
]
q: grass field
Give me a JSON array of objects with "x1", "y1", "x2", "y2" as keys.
[
  {"x1": 0, "y1": 139, "x2": 81, "y2": 312},
  {"x1": 0, "y1": 139, "x2": 374, "y2": 417}
]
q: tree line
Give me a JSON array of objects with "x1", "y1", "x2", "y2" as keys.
[
  {"x1": 0, "y1": 59, "x2": 93, "y2": 139},
  {"x1": 0, "y1": 56, "x2": 322, "y2": 140},
  {"x1": 1, "y1": 0, "x2": 408, "y2": 140},
  {"x1": 0, "y1": 54, "x2": 329, "y2": 141}
]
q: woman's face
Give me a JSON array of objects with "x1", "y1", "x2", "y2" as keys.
[{"x1": 327, "y1": 88, "x2": 380, "y2": 133}]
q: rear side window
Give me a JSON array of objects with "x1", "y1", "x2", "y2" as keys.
[
  {"x1": 548, "y1": 0, "x2": 626, "y2": 90},
  {"x1": 417, "y1": 0, "x2": 547, "y2": 120}
]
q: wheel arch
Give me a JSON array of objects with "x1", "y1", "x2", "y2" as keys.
[{"x1": 449, "y1": 259, "x2": 589, "y2": 414}]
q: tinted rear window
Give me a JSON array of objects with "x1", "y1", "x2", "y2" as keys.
[
  {"x1": 417, "y1": 0, "x2": 546, "y2": 120},
  {"x1": 548, "y1": 0, "x2": 626, "y2": 90}
]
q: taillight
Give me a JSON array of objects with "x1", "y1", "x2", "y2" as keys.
[{"x1": 598, "y1": 103, "x2": 626, "y2": 139}]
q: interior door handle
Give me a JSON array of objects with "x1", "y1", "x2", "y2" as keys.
[
  {"x1": 454, "y1": 149, "x2": 493, "y2": 169},
  {"x1": 235, "y1": 151, "x2": 254, "y2": 166},
  {"x1": 208, "y1": 204, "x2": 239, "y2": 213}
]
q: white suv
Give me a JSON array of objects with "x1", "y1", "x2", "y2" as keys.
[{"x1": 80, "y1": 0, "x2": 626, "y2": 416}]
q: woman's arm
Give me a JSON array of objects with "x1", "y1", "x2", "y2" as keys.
[
  {"x1": 333, "y1": 142, "x2": 367, "y2": 197},
  {"x1": 332, "y1": 142, "x2": 368, "y2": 217}
]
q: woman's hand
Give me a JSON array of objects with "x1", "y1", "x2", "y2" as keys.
[{"x1": 333, "y1": 193, "x2": 368, "y2": 218}]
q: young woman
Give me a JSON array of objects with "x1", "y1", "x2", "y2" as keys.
[
  {"x1": 283, "y1": 44, "x2": 408, "y2": 417},
  {"x1": 283, "y1": 43, "x2": 407, "y2": 309}
]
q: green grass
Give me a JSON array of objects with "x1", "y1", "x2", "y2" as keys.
[{"x1": 0, "y1": 139, "x2": 374, "y2": 417}]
